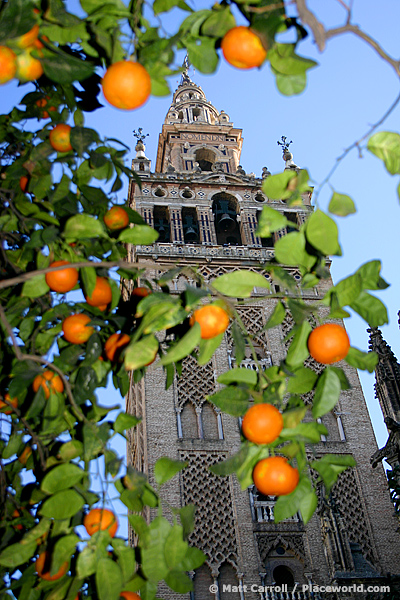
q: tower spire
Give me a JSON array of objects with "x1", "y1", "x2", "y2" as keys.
[{"x1": 368, "y1": 327, "x2": 400, "y2": 423}]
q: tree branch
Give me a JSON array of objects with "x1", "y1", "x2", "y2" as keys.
[{"x1": 294, "y1": 0, "x2": 326, "y2": 51}]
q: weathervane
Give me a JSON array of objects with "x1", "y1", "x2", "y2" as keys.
[
  {"x1": 277, "y1": 136, "x2": 293, "y2": 153},
  {"x1": 133, "y1": 128, "x2": 149, "y2": 144},
  {"x1": 181, "y1": 54, "x2": 194, "y2": 84}
]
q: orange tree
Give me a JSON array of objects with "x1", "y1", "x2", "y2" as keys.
[{"x1": 0, "y1": 1, "x2": 397, "y2": 599}]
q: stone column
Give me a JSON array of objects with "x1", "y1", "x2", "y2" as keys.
[
  {"x1": 169, "y1": 207, "x2": 184, "y2": 243},
  {"x1": 240, "y1": 208, "x2": 261, "y2": 246},
  {"x1": 170, "y1": 143, "x2": 183, "y2": 171},
  {"x1": 197, "y1": 206, "x2": 217, "y2": 244}
]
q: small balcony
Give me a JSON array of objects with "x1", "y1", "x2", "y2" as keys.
[{"x1": 253, "y1": 500, "x2": 301, "y2": 524}]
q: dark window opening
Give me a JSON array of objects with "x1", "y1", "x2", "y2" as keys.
[
  {"x1": 182, "y1": 207, "x2": 200, "y2": 243},
  {"x1": 284, "y1": 211, "x2": 298, "y2": 233},
  {"x1": 273, "y1": 566, "x2": 295, "y2": 589},
  {"x1": 153, "y1": 206, "x2": 170, "y2": 242},
  {"x1": 178, "y1": 110, "x2": 184, "y2": 120},
  {"x1": 192, "y1": 107, "x2": 200, "y2": 120},
  {"x1": 212, "y1": 193, "x2": 241, "y2": 246},
  {"x1": 195, "y1": 148, "x2": 216, "y2": 172},
  {"x1": 139, "y1": 163, "x2": 145, "y2": 172},
  {"x1": 256, "y1": 211, "x2": 274, "y2": 247}
]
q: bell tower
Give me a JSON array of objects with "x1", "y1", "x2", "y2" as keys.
[{"x1": 125, "y1": 71, "x2": 400, "y2": 599}]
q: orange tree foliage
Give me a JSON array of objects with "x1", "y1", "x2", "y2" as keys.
[{"x1": 0, "y1": 1, "x2": 395, "y2": 600}]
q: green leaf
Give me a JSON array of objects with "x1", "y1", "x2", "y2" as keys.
[
  {"x1": 345, "y1": 347, "x2": 378, "y2": 373},
  {"x1": 179, "y1": 504, "x2": 196, "y2": 540},
  {"x1": 41, "y1": 48, "x2": 94, "y2": 84},
  {"x1": 96, "y1": 558, "x2": 123, "y2": 600},
  {"x1": 0, "y1": 541, "x2": 37, "y2": 567},
  {"x1": 328, "y1": 192, "x2": 356, "y2": 216},
  {"x1": 264, "y1": 301, "x2": 286, "y2": 329},
  {"x1": 325, "y1": 274, "x2": 362, "y2": 307},
  {"x1": 262, "y1": 170, "x2": 297, "y2": 200},
  {"x1": 112, "y1": 540, "x2": 136, "y2": 584},
  {"x1": 305, "y1": 209, "x2": 341, "y2": 255},
  {"x1": 118, "y1": 225, "x2": 159, "y2": 245},
  {"x1": 70, "y1": 127, "x2": 99, "y2": 156},
  {"x1": 63, "y1": 214, "x2": 105, "y2": 240},
  {"x1": 197, "y1": 333, "x2": 224, "y2": 365},
  {"x1": 231, "y1": 320, "x2": 246, "y2": 365},
  {"x1": 153, "y1": 0, "x2": 192, "y2": 14},
  {"x1": 114, "y1": 412, "x2": 141, "y2": 434},
  {"x1": 312, "y1": 367, "x2": 341, "y2": 419},
  {"x1": 355, "y1": 260, "x2": 389, "y2": 291},
  {"x1": 59, "y1": 440, "x2": 83, "y2": 461},
  {"x1": 274, "y1": 477, "x2": 311, "y2": 523},
  {"x1": 368, "y1": 131, "x2": 400, "y2": 175},
  {"x1": 349, "y1": 291, "x2": 389, "y2": 327},
  {"x1": 160, "y1": 322, "x2": 201, "y2": 366},
  {"x1": 154, "y1": 457, "x2": 187, "y2": 486},
  {"x1": 282, "y1": 405, "x2": 308, "y2": 429},
  {"x1": 209, "y1": 445, "x2": 263, "y2": 489},
  {"x1": 286, "y1": 366, "x2": 318, "y2": 394},
  {"x1": 275, "y1": 71, "x2": 307, "y2": 96},
  {"x1": 52, "y1": 534, "x2": 78, "y2": 574},
  {"x1": 124, "y1": 334, "x2": 159, "y2": 370},
  {"x1": 256, "y1": 205, "x2": 289, "y2": 237},
  {"x1": 201, "y1": 6, "x2": 235, "y2": 37},
  {"x1": 274, "y1": 231, "x2": 306, "y2": 266},
  {"x1": 141, "y1": 517, "x2": 170, "y2": 581},
  {"x1": 285, "y1": 320, "x2": 312, "y2": 369},
  {"x1": 269, "y1": 43, "x2": 318, "y2": 75},
  {"x1": 40, "y1": 489, "x2": 84, "y2": 520},
  {"x1": 212, "y1": 269, "x2": 270, "y2": 297},
  {"x1": 207, "y1": 386, "x2": 249, "y2": 416},
  {"x1": 22, "y1": 274, "x2": 49, "y2": 298},
  {"x1": 41, "y1": 464, "x2": 84, "y2": 495},
  {"x1": 217, "y1": 368, "x2": 257, "y2": 386},
  {"x1": 186, "y1": 35, "x2": 219, "y2": 74},
  {"x1": 311, "y1": 454, "x2": 356, "y2": 491},
  {"x1": 165, "y1": 571, "x2": 193, "y2": 593},
  {"x1": 280, "y1": 422, "x2": 326, "y2": 443},
  {"x1": 77, "y1": 546, "x2": 97, "y2": 579}
]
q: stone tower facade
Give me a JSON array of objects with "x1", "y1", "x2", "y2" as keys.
[{"x1": 126, "y1": 73, "x2": 400, "y2": 599}]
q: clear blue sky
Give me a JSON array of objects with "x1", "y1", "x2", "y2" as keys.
[{"x1": 1, "y1": 1, "x2": 400, "y2": 529}]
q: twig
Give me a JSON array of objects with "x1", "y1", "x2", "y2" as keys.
[{"x1": 294, "y1": 0, "x2": 326, "y2": 51}]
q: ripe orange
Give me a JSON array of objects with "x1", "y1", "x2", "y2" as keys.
[
  {"x1": 307, "y1": 323, "x2": 350, "y2": 365},
  {"x1": 253, "y1": 456, "x2": 299, "y2": 496},
  {"x1": 132, "y1": 287, "x2": 151, "y2": 298},
  {"x1": 32, "y1": 370, "x2": 64, "y2": 399},
  {"x1": 221, "y1": 26, "x2": 267, "y2": 70},
  {"x1": 16, "y1": 24, "x2": 40, "y2": 49},
  {"x1": 16, "y1": 49, "x2": 43, "y2": 82},
  {"x1": 19, "y1": 175, "x2": 29, "y2": 192},
  {"x1": 45, "y1": 260, "x2": 79, "y2": 293},
  {"x1": 97, "y1": 304, "x2": 108, "y2": 312},
  {"x1": 242, "y1": 403, "x2": 283, "y2": 445},
  {"x1": 49, "y1": 124, "x2": 72, "y2": 152},
  {"x1": 103, "y1": 206, "x2": 130, "y2": 230},
  {"x1": 0, "y1": 393, "x2": 18, "y2": 414},
  {"x1": 85, "y1": 276, "x2": 112, "y2": 307},
  {"x1": 104, "y1": 333, "x2": 130, "y2": 362},
  {"x1": 102, "y1": 61, "x2": 151, "y2": 110},
  {"x1": 189, "y1": 305, "x2": 230, "y2": 339},
  {"x1": 33, "y1": 35, "x2": 50, "y2": 50},
  {"x1": 36, "y1": 96, "x2": 56, "y2": 119},
  {"x1": 62, "y1": 314, "x2": 94, "y2": 344},
  {"x1": 120, "y1": 593, "x2": 141, "y2": 600},
  {"x1": 0, "y1": 46, "x2": 17, "y2": 84},
  {"x1": 35, "y1": 551, "x2": 68, "y2": 581},
  {"x1": 83, "y1": 508, "x2": 118, "y2": 537}
]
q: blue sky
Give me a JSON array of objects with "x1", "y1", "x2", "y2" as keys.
[{"x1": 1, "y1": 0, "x2": 400, "y2": 531}]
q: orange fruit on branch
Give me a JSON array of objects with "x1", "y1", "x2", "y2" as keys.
[
  {"x1": 62, "y1": 314, "x2": 94, "y2": 344},
  {"x1": 0, "y1": 46, "x2": 17, "y2": 84},
  {"x1": 36, "y1": 96, "x2": 56, "y2": 119},
  {"x1": 33, "y1": 370, "x2": 64, "y2": 399},
  {"x1": 132, "y1": 287, "x2": 151, "y2": 298},
  {"x1": 102, "y1": 60, "x2": 151, "y2": 110},
  {"x1": 19, "y1": 175, "x2": 29, "y2": 192},
  {"x1": 189, "y1": 305, "x2": 230, "y2": 339},
  {"x1": 35, "y1": 551, "x2": 68, "y2": 581},
  {"x1": 0, "y1": 393, "x2": 18, "y2": 414},
  {"x1": 16, "y1": 49, "x2": 43, "y2": 82},
  {"x1": 104, "y1": 333, "x2": 130, "y2": 362},
  {"x1": 120, "y1": 593, "x2": 141, "y2": 600},
  {"x1": 18, "y1": 446, "x2": 32, "y2": 465},
  {"x1": 103, "y1": 206, "x2": 130, "y2": 230},
  {"x1": 242, "y1": 403, "x2": 283, "y2": 445},
  {"x1": 12, "y1": 508, "x2": 24, "y2": 531},
  {"x1": 221, "y1": 26, "x2": 267, "y2": 70},
  {"x1": 85, "y1": 276, "x2": 112, "y2": 307},
  {"x1": 307, "y1": 323, "x2": 350, "y2": 365},
  {"x1": 49, "y1": 124, "x2": 72, "y2": 152},
  {"x1": 84, "y1": 508, "x2": 118, "y2": 537},
  {"x1": 45, "y1": 260, "x2": 79, "y2": 293},
  {"x1": 253, "y1": 456, "x2": 299, "y2": 496},
  {"x1": 16, "y1": 24, "x2": 40, "y2": 49}
]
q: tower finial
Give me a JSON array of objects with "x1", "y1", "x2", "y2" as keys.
[
  {"x1": 133, "y1": 128, "x2": 149, "y2": 144},
  {"x1": 181, "y1": 54, "x2": 194, "y2": 84},
  {"x1": 277, "y1": 135, "x2": 293, "y2": 157}
]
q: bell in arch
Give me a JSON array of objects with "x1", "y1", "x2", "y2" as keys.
[
  {"x1": 154, "y1": 217, "x2": 169, "y2": 242},
  {"x1": 183, "y1": 215, "x2": 199, "y2": 242},
  {"x1": 217, "y1": 213, "x2": 236, "y2": 233}
]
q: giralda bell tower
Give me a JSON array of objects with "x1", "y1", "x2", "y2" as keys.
[{"x1": 125, "y1": 70, "x2": 400, "y2": 600}]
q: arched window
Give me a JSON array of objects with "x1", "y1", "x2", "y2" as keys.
[
  {"x1": 201, "y1": 403, "x2": 220, "y2": 440},
  {"x1": 193, "y1": 565, "x2": 214, "y2": 599},
  {"x1": 218, "y1": 563, "x2": 240, "y2": 599},
  {"x1": 180, "y1": 402, "x2": 198, "y2": 438},
  {"x1": 212, "y1": 193, "x2": 241, "y2": 246},
  {"x1": 256, "y1": 210, "x2": 274, "y2": 247},
  {"x1": 273, "y1": 565, "x2": 295, "y2": 589},
  {"x1": 195, "y1": 148, "x2": 216, "y2": 171},
  {"x1": 182, "y1": 207, "x2": 200, "y2": 243},
  {"x1": 153, "y1": 206, "x2": 170, "y2": 242}
]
